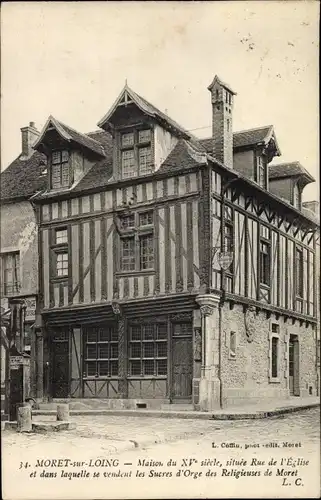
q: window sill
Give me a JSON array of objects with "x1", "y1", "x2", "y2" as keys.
[
  {"x1": 50, "y1": 277, "x2": 69, "y2": 283},
  {"x1": 268, "y1": 377, "x2": 280, "y2": 384},
  {"x1": 127, "y1": 376, "x2": 167, "y2": 379},
  {"x1": 116, "y1": 269, "x2": 155, "y2": 278}
]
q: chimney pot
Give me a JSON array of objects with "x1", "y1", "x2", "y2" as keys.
[{"x1": 21, "y1": 122, "x2": 40, "y2": 158}]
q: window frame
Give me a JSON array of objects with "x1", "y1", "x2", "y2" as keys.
[
  {"x1": 223, "y1": 205, "x2": 234, "y2": 293},
  {"x1": 269, "y1": 332, "x2": 280, "y2": 383},
  {"x1": 259, "y1": 227, "x2": 271, "y2": 287},
  {"x1": 118, "y1": 210, "x2": 155, "y2": 273},
  {"x1": 0, "y1": 251, "x2": 21, "y2": 297},
  {"x1": 83, "y1": 325, "x2": 119, "y2": 379},
  {"x1": 50, "y1": 149, "x2": 71, "y2": 190},
  {"x1": 128, "y1": 322, "x2": 168, "y2": 378},
  {"x1": 295, "y1": 246, "x2": 304, "y2": 298},
  {"x1": 119, "y1": 127, "x2": 153, "y2": 179},
  {"x1": 228, "y1": 331, "x2": 237, "y2": 360},
  {"x1": 50, "y1": 226, "x2": 69, "y2": 280}
]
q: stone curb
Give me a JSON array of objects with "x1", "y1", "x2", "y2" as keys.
[
  {"x1": 4, "y1": 421, "x2": 76, "y2": 432},
  {"x1": 31, "y1": 402, "x2": 319, "y2": 420}
]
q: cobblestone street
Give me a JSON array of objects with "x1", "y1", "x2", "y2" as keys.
[{"x1": 2, "y1": 409, "x2": 320, "y2": 499}]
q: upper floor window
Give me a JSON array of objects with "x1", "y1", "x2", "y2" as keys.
[
  {"x1": 119, "y1": 210, "x2": 154, "y2": 272},
  {"x1": 51, "y1": 227, "x2": 69, "y2": 279},
  {"x1": 120, "y1": 129, "x2": 152, "y2": 179},
  {"x1": 293, "y1": 183, "x2": 301, "y2": 210},
  {"x1": 295, "y1": 247, "x2": 304, "y2": 297},
  {"x1": 260, "y1": 240, "x2": 270, "y2": 286},
  {"x1": 0, "y1": 252, "x2": 20, "y2": 296},
  {"x1": 51, "y1": 150, "x2": 70, "y2": 189},
  {"x1": 257, "y1": 156, "x2": 266, "y2": 189}
]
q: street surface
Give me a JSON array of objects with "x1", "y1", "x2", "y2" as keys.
[{"x1": 2, "y1": 408, "x2": 320, "y2": 499}]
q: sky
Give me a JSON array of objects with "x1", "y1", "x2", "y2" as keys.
[{"x1": 1, "y1": 1, "x2": 319, "y2": 201}]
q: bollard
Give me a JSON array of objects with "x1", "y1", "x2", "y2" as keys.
[
  {"x1": 17, "y1": 403, "x2": 32, "y2": 433},
  {"x1": 57, "y1": 404, "x2": 70, "y2": 421}
]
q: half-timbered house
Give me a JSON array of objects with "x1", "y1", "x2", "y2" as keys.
[{"x1": 2, "y1": 76, "x2": 319, "y2": 409}]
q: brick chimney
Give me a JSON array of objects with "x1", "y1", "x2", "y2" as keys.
[
  {"x1": 20, "y1": 122, "x2": 39, "y2": 158},
  {"x1": 208, "y1": 76, "x2": 236, "y2": 169}
]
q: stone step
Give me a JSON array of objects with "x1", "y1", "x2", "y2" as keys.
[{"x1": 161, "y1": 404, "x2": 194, "y2": 411}]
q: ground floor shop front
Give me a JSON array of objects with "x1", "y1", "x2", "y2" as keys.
[{"x1": 33, "y1": 294, "x2": 319, "y2": 410}]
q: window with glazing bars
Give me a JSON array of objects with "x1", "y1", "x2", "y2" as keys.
[
  {"x1": 120, "y1": 211, "x2": 154, "y2": 271},
  {"x1": 120, "y1": 128, "x2": 152, "y2": 178},
  {"x1": 84, "y1": 326, "x2": 118, "y2": 377},
  {"x1": 129, "y1": 323, "x2": 167, "y2": 376},
  {"x1": 0, "y1": 252, "x2": 20, "y2": 296},
  {"x1": 260, "y1": 240, "x2": 270, "y2": 285},
  {"x1": 51, "y1": 150, "x2": 70, "y2": 189},
  {"x1": 295, "y1": 247, "x2": 304, "y2": 297}
]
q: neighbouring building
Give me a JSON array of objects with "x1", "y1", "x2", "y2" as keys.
[
  {"x1": 1, "y1": 76, "x2": 319, "y2": 409},
  {"x1": 0, "y1": 122, "x2": 45, "y2": 399}
]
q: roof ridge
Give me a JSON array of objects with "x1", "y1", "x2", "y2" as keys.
[
  {"x1": 55, "y1": 118, "x2": 103, "y2": 147},
  {"x1": 270, "y1": 161, "x2": 300, "y2": 167},
  {"x1": 233, "y1": 125, "x2": 273, "y2": 135}
]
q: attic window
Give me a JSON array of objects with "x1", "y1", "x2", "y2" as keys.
[
  {"x1": 51, "y1": 150, "x2": 70, "y2": 189},
  {"x1": 120, "y1": 128, "x2": 153, "y2": 179}
]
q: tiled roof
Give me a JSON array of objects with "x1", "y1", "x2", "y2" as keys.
[
  {"x1": 1, "y1": 130, "x2": 113, "y2": 202},
  {"x1": 33, "y1": 116, "x2": 106, "y2": 157},
  {"x1": 98, "y1": 85, "x2": 191, "y2": 140},
  {"x1": 269, "y1": 161, "x2": 315, "y2": 181},
  {"x1": 199, "y1": 125, "x2": 274, "y2": 152},
  {"x1": 73, "y1": 131, "x2": 113, "y2": 192},
  {"x1": 57, "y1": 120, "x2": 106, "y2": 157},
  {"x1": 158, "y1": 140, "x2": 207, "y2": 175},
  {"x1": 0, "y1": 151, "x2": 47, "y2": 202},
  {"x1": 233, "y1": 125, "x2": 273, "y2": 149}
]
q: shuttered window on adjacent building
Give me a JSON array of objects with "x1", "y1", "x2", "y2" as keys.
[{"x1": 0, "y1": 252, "x2": 20, "y2": 296}]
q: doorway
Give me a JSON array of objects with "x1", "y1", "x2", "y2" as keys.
[
  {"x1": 51, "y1": 328, "x2": 69, "y2": 398},
  {"x1": 289, "y1": 335, "x2": 300, "y2": 396},
  {"x1": 171, "y1": 323, "x2": 193, "y2": 402}
]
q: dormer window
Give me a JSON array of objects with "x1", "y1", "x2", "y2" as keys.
[
  {"x1": 51, "y1": 150, "x2": 70, "y2": 189},
  {"x1": 293, "y1": 182, "x2": 301, "y2": 210},
  {"x1": 120, "y1": 128, "x2": 152, "y2": 179}
]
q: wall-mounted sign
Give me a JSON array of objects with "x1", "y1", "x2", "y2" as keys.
[
  {"x1": 10, "y1": 355, "x2": 24, "y2": 370},
  {"x1": 24, "y1": 297, "x2": 36, "y2": 322}
]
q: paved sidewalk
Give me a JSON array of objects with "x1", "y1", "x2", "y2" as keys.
[{"x1": 32, "y1": 396, "x2": 319, "y2": 420}]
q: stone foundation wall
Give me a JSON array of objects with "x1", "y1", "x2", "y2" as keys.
[{"x1": 220, "y1": 303, "x2": 317, "y2": 407}]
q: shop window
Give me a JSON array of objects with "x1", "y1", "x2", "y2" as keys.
[
  {"x1": 128, "y1": 322, "x2": 167, "y2": 376},
  {"x1": 84, "y1": 326, "x2": 118, "y2": 377}
]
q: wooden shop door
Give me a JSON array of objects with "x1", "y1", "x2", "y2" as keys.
[
  {"x1": 51, "y1": 329, "x2": 70, "y2": 398},
  {"x1": 171, "y1": 323, "x2": 193, "y2": 401},
  {"x1": 289, "y1": 335, "x2": 300, "y2": 396}
]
